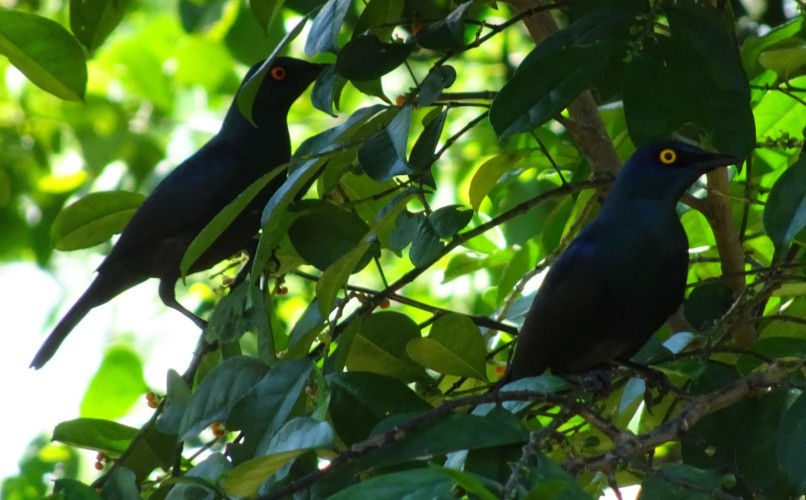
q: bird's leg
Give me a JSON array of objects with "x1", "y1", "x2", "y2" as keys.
[
  {"x1": 566, "y1": 369, "x2": 613, "y2": 395},
  {"x1": 618, "y1": 360, "x2": 673, "y2": 407},
  {"x1": 158, "y1": 278, "x2": 208, "y2": 330}
]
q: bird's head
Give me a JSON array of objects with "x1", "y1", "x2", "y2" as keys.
[
  {"x1": 238, "y1": 57, "x2": 325, "y2": 128},
  {"x1": 614, "y1": 140, "x2": 740, "y2": 202}
]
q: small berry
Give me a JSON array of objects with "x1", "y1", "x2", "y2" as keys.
[
  {"x1": 96, "y1": 452, "x2": 106, "y2": 461},
  {"x1": 395, "y1": 95, "x2": 405, "y2": 106},
  {"x1": 494, "y1": 365, "x2": 506, "y2": 377},
  {"x1": 211, "y1": 422, "x2": 226, "y2": 438},
  {"x1": 412, "y1": 24, "x2": 422, "y2": 35},
  {"x1": 145, "y1": 391, "x2": 155, "y2": 401},
  {"x1": 276, "y1": 286, "x2": 288, "y2": 295},
  {"x1": 94, "y1": 461, "x2": 104, "y2": 471},
  {"x1": 380, "y1": 299, "x2": 391, "y2": 309},
  {"x1": 147, "y1": 400, "x2": 159, "y2": 409}
]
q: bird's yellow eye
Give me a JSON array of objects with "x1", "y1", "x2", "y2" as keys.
[
  {"x1": 659, "y1": 148, "x2": 677, "y2": 165},
  {"x1": 270, "y1": 66, "x2": 286, "y2": 81}
]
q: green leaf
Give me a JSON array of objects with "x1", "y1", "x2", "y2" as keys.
[
  {"x1": 311, "y1": 63, "x2": 338, "y2": 116},
  {"x1": 418, "y1": 65, "x2": 456, "y2": 106},
  {"x1": 345, "y1": 311, "x2": 428, "y2": 383},
  {"x1": 70, "y1": 0, "x2": 131, "y2": 52},
  {"x1": 167, "y1": 454, "x2": 232, "y2": 500},
  {"x1": 328, "y1": 372, "x2": 430, "y2": 444},
  {"x1": 288, "y1": 200, "x2": 375, "y2": 271},
  {"x1": 741, "y1": 17, "x2": 804, "y2": 78},
  {"x1": 204, "y1": 283, "x2": 269, "y2": 345},
  {"x1": 366, "y1": 408, "x2": 528, "y2": 466},
  {"x1": 428, "y1": 464, "x2": 500, "y2": 500},
  {"x1": 252, "y1": 157, "x2": 325, "y2": 287},
  {"x1": 427, "y1": 205, "x2": 472, "y2": 238},
  {"x1": 316, "y1": 240, "x2": 372, "y2": 317},
  {"x1": 736, "y1": 337, "x2": 806, "y2": 374},
  {"x1": 777, "y1": 392, "x2": 806, "y2": 494},
  {"x1": 490, "y1": 43, "x2": 616, "y2": 137},
  {"x1": 155, "y1": 370, "x2": 191, "y2": 436},
  {"x1": 226, "y1": 359, "x2": 314, "y2": 463},
  {"x1": 53, "y1": 479, "x2": 103, "y2": 500},
  {"x1": 53, "y1": 418, "x2": 138, "y2": 456},
  {"x1": 304, "y1": 0, "x2": 350, "y2": 56},
  {"x1": 406, "y1": 313, "x2": 487, "y2": 379},
  {"x1": 640, "y1": 464, "x2": 723, "y2": 500},
  {"x1": 684, "y1": 282, "x2": 735, "y2": 331},
  {"x1": 409, "y1": 217, "x2": 444, "y2": 267},
  {"x1": 415, "y1": 1, "x2": 473, "y2": 51},
  {"x1": 388, "y1": 210, "x2": 421, "y2": 251},
  {"x1": 0, "y1": 8, "x2": 87, "y2": 101},
  {"x1": 328, "y1": 468, "x2": 455, "y2": 500},
  {"x1": 100, "y1": 467, "x2": 139, "y2": 500},
  {"x1": 226, "y1": 419, "x2": 334, "y2": 497},
  {"x1": 336, "y1": 34, "x2": 413, "y2": 81},
  {"x1": 179, "y1": 356, "x2": 269, "y2": 441},
  {"x1": 51, "y1": 191, "x2": 146, "y2": 251},
  {"x1": 80, "y1": 346, "x2": 147, "y2": 421},
  {"x1": 354, "y1": 0, "x2": 405, "y2": 40},
  {"x1": 249, "y1": 0, "x2": 285, "y2": 34},
  {"x1": 409, "y1": 108, "x2": 447, "y2": 173},
  {"x1": 468, "y1": 150, "x2": 532, "y2": 211},
  {"x1": 763, "y1": 155, "x2": 806, "y2": 250},
  {"x1": 357, "y1": 106, "x2": 413, "y2": 182}
]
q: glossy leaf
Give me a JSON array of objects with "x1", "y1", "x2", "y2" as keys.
[
  {"x1": 328, "y1": 468, "x2": 455, "y2": 500},
  {"x1": 316, "y1": 240, "x2": 373, "y2": 317},
  {"x1": 204, "y1": 283, "x2": 269, "y2": 345},
  {"x1": 70, "y1": 0, "x2": 131, "y2": 52},
  {"x1": 311, "y1": 63, "x2": 338, "y2": 116},
  {"x1": 418, "y1": 65, "x2": 456, "y2": 106},
  {"x1": 305, "y1": 0, "x2": 350, "y2": 56},
  {"x1": 427, "y1": 204, "x2": 472, "y2": 238},
  {"x1": 406, "y1": 313, "x2": 487, "y2": 379},
  {"x1": 764, "y1": 155, "x2": 806, "y2": 250},
  {"x1": 288, "y1": 200, "x2": 374, "y2": 271},
  {"x1": 328, "y1": 371, "x2": 430, "y2": 444},
  {"x1": 226, "y1": 358, "x2": 314, "y2": 462},
  {"x1": 357, "y1": 106, "x2": 413, "y2": 182},
  {"x1": 415, "y1": 1, "x2": 472, "y2": 51},
  {"x1": 640, "y1": 464, "x2": 723, "y2": 500},
  {"x1": 0, "y1": 9, "x2": 87, "y2": 101},
  {"x1": 53, "y1": 418, "x2": 138, "y2": 456},
  {"x1": 409, "y1": 217, "x2": 443, "y2": 267},
  {"x1": 179, "y1": 356, "x2": 269, "y2": 441},
  {"x1": 345, "y1": 311, "x2": 427, "y2": 383},
  {"x1": 354, "y1": 0, "x2": 405, "y2": 39},
  {"x1": 409, "y1": 108, "x2": 447, "y2": 172},
  {"x1": 336, "y1": 34, "x2": 413, "y2": 81},
  {"x1": 51, "y1": 191, "x2": 146, "y2": 251},
  {"x1": 166, "y1": 454, "x2": 232, "y2": 500}
]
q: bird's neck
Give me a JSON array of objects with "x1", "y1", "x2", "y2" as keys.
[{"x1": 218, "y1": 106, "x2": 292, "y2": 165}]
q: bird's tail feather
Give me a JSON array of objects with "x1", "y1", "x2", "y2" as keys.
[{"x1": 30, "y1": 271, "x2": 142, "y2": 369}]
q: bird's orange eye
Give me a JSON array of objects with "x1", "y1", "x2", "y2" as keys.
[
  {"x1": 270, "y1": 66, "x2": 286, "y2": 81},
  {"x1": 659, "y1": 148, "x2": 677, "y2": 165}
]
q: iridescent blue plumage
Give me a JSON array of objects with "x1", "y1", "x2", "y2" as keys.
[{"x1": 504, "y1": 141, "x2": 738, "y2": 380}]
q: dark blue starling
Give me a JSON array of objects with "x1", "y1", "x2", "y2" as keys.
[
  {"x1": 31, "y1": 57, "x2": 324, "y2": 369},
  {"x1": 503, "y1": 140, "x2": 739, "y2": 381}
]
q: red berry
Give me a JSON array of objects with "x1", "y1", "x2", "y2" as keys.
[{"x1": 380, "y1": 299, "x2": 391, "y2": 309}]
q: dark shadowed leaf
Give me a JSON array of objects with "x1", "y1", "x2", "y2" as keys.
[
  {"x1": 354, "y1": 0, "x2": 405, "y2": 39},
  {"x1": 249, "y1": 0, "x2": 285, "y2": 34},
  {"x1": 328, "y1": 371, "x2": 430, "y2": 444},
  {"x1": 311, "y1": 63, "x2": 338, "y2": 116},
  {"x1": 70, "y1": 0, "x2": 131, "y2": 52},
  {"x1": 428, "y1": 205, "x2": 472, "y2": 238},
  {"x1": 764, "y1": 155, "x2": 806, "y2": 250},
  {"x1": 409, "y1": 217, "x2": 444, "y2": 267},
  {"x1": 179, "y1": 356, "x2": 269, "y2": 441},
  {"x1": 357, "y1": 106, "x2": 413, "y2": 182},
  {"x1": 777, "y1": 392, "x2": 806, "y2": 494},
  {"x1": 328, "y1": 468, "x2": 455, "y2": 500},
  {"x1": 640, "y1": 464, "x2": 723, "y2": 500},
  {"x1": 336, "y1": 34, "x2": 413, "y2": 81},
  {"x1": 418, "y1": 65, "x2": 456, "y2": 106},
  {"x1": 409, "y1": 108, "x2": 447, "y2": 173},
  {"x1": 389, "y1": 210, "x2": 422, "y2": 251},
  {"x1": 415, "y1": 1, "x2": 472, "y2": 51}
]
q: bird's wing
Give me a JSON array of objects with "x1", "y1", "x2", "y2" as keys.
[
  {"x1": 509, "y1": 226, "x2": 614, "y2": 376},
  {"x1": 108, "y1": 139, "x2": 257, "y2": 259}
]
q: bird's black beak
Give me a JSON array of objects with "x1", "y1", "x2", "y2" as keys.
[{"x1": 696, "y1": 151, "x2": 742, "y2": 173}]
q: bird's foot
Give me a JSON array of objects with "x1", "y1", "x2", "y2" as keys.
[{"x1": 566, "y1": 369, "x2": 612, "y2": 395}]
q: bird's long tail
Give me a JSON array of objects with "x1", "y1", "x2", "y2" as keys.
[{"x1": 30, "y1": 271, "x2": 143, "y2": 369}]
